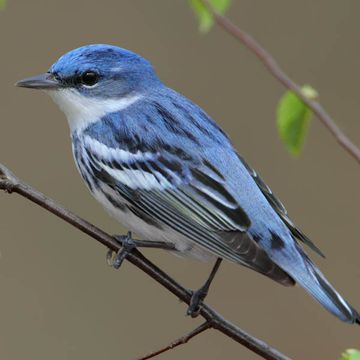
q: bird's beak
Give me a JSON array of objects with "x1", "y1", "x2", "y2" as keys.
[{"x1": 16, "y1": 73, "x2": 60, "y2": 90}]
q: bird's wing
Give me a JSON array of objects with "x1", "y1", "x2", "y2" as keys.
[
  {"x1": 237, "y1": 154, "x2": 325, "y2": 258},
  {"x1": 83, "y1": 138, "x2": 293, "y2": 286}
]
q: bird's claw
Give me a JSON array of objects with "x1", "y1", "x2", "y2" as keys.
[
  {"x1": 106, "y1": 231, "x2": 135, "y2": 269},
  {"x1": 187, "y1": 286, "x2": 208, "y2": 318}
]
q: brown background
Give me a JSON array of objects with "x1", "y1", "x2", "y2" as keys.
[{"x1": 0, "y1": 1, "x2": 359, "y2": 359}]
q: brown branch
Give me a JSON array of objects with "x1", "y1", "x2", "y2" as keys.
[
  {"x1": 203, "y1": 0, "x2": 360, "y2": 164},
  {"x1": 137, "y1": 321, "x2": 212, "y2": 360},
  {"x1": 0, "y1": 162, "x2": 292, "y2": 360}
]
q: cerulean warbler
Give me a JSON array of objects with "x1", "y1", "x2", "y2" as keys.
[{"x1": 17, "y1": 44, "x2": 359, "y2": 324}]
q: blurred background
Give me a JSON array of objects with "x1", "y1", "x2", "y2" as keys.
[{"x1": 0, "y1": 1, "x2": 359, "y2": 359}]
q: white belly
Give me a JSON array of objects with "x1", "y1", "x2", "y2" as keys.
[
  {"x1": 91, "y1": 185, "x2": 215, "y2": 262},
  {"x1": 70, "y1": 136, "x2": 214, "y2": 261}
]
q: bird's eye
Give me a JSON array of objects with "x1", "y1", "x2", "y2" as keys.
[
  {"x1": 80, "y1": 71, "x2": 99, "y2": 87},
  {"x1": 52, "y1": 72, "x2": 61, "y2": 82}
]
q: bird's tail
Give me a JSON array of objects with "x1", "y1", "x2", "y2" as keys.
[{"x1": 292, "y1": 252, "x2": 360, "y2": 324}]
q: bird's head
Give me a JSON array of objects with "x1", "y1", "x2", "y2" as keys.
[{"x1": 16, "y1": 44, "x2": 161, "y2": 131}]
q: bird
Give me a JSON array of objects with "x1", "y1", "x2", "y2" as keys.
[{"x1": 16, "y1": 44, "x2": 359, "y2": 324}]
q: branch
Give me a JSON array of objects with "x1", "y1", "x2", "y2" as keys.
[
  {"x1": 203, "y1": 1, "x2": 360, "y2": 164},
  {"x1": 137, "y1": 321, "x2": 212, "y2": 360},
  {"x1": 0, "y1": 162, "x2": 292, "y2": 360}
]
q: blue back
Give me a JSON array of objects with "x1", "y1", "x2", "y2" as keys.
[{"x1": 51, "y1": 44, "x2": 358, "y2": 324}]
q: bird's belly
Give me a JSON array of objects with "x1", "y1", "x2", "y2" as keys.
[{"x1": 90, "y1": 186, "x2": 214, "y2": 262}]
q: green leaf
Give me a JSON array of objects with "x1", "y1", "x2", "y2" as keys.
[
  {"x1": 189, "y1": 0, "x2": 231, "y2": 33},
  {"x1": 340, "y1": 349, "x2": 360, "y2": 360},
  {"x1": 0, "y1": 0, "x2": 6, "y2": 10},
  {"x1": 277, "y1": 85, "x2": 318, "y2": 156}
]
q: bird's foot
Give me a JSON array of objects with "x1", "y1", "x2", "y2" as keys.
[
  {"x1": 186, "y1": 258, "x2": 223, "y2": 318},
  {"x1": 106, "y1": 233, "x2": 176, "y2": 268},
  {"x1": 106, "y1": 231, "x2": 135, "y2": 269},
  {"x1": 187, "y1": 285, "x2": 208, "y2": 318}
]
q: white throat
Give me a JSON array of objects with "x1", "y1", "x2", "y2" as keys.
[{"x1": 47, "y1": 89, "x2": 142, "y2": 133}]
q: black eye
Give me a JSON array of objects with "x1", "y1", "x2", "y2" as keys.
[{"x1": 80, "y1": 71, "x2": 99, "y2": 86}]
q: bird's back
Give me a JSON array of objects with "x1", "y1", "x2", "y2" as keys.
[
  {"x1": 101, "y1": 86, "x2": 359, "y2": 324},
  {"x1": 59, "y1": 47, "x2": 358, "y2": 325}
]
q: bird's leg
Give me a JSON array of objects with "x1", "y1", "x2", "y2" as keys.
[
  {"x1": 106, "y1": 231, "x2": 136, "y2": 269},
  {"x1": 106, "y1": 231, "x2": 176, "y2": 269},
  {"x1": 187, "y1": 257, "x2": 223, "y2": 318}
]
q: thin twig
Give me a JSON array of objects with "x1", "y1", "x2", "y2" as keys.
[
  {"x1": 203, "y1": 0, "x2": 360, "y2": 163},
  {"x1": 0, "y1": 163, "x2": 291, "y2": 360},
  {"x1": 137, "y1": 321, "x2": 212, "y2": 360}
]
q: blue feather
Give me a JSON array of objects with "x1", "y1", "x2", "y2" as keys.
[{"x1": 24, "y1": 44, "x2": 359, "y2": 324}]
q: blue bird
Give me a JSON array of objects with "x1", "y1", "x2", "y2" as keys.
[{"x1": 17, "y1": 44, "x2": 359, "y2": 323}]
